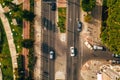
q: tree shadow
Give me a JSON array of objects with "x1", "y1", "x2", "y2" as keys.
[
  {"x1": 91, "y1": 5, "x2": 102, "y2": 20},
  {"x1": 67, "y1": 1, "x2": 80, "y2": 7},
  {"x1": 42, "y1": 17, "x2": 56, "y2": 32},
  {"x1": 41, "y1": 43, "x2": 56, "y2": 54}
]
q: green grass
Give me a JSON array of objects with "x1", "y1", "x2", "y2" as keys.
[
  {"x1": 58, "y1": 8, "x2": 66, "y2": 33},
  {"x1": 0, "y1": 19, "x2": 13, "y2": 80},
  {"x1": 5, "y1": 11, "x2": 23, "y2": 54},
  {"x1": 1, "y1": 0, "x2": 23, "y2": 53},
  {"x1": 10, "y1": 24, "x2": 23, "y2": 53}
]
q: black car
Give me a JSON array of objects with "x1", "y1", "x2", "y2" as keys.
[{"x1": 51, "y1": 3, "x2": 56, "y2": 11}]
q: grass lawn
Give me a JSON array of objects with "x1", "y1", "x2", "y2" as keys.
[
  {"x1": 4, "y1": 12, "x2": 23, "y2": 54},
  {"x1": 11, "y1": 24, "x2": 23, "y2": 53},
  {"x1": 58, "y1": 8, "x2": 66, "y2": 33},
  {"x1": 0, "y1": 19, "x2": 13, "y2": 80}
]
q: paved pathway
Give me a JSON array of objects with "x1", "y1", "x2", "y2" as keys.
[
  {"x1": 34, "y1": 0, "x2": 42, "y2": 80},
  {"x1": 22, "y1": 0, "x2": 30, "y2": 77},
  {"x1": 0, "y1": 4, "x2": 18, "y2": 80},
  {"x1": 0, "y1": 68, "x2": 2, "y2": 80}
]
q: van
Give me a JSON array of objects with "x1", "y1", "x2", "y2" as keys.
[{"x1": 84, "y1": 41, "x2": 93, "y2": 50}]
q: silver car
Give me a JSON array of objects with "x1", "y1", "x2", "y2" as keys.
[
  {"x1": 70, "y1": 47, "x2": 75, "y2": 56},
  {"x1": 77, "y1": 21, "x2": 82, "y2": 32},
  {"x1": 93, "y1": 45, "x2": 103, "y2": 50},
  {"x1": 49, "y1": 51, "x2": 54, "y2": 59}
]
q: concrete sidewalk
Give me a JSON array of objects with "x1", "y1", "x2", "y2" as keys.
[
  {"x1": 33, "y1": 0, "x2": 42, "y2": 80},
  {"x1": 0, "y1": 4, "x2": 18, "y2": 80},
  {"x1": 0, "y1": 68, "x2": 2, "y2": 80}
]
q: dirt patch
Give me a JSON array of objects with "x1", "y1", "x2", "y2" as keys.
[
  {"x1": 81, "y1": 60, "x2": 109, "y2": 80},
  {"x1": 57, "y1": 0, "x2": 67, "y2": 7}
]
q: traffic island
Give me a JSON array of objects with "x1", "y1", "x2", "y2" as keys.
[{"x1": 57, "y1": 7, "x2": 66, "y2": 33}]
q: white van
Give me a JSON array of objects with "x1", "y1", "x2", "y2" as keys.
[
  {"x1": 84, "y1": 41, "x2": 93, "y2": 50},
  {"x1": 93, "y1": 45, "x2": 103, "y2": 50}
]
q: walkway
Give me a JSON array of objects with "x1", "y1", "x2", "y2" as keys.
[
  {"x1": 0, "y1": 4, "x2": 18, "y2": 80},
  {"x1": 33, "y1": 0, "x2": 42, "y2": 79},
  {"x1": 22, "y1": 0, "x2": 30, "y2": 77},
  {"x1": 0, "y1": 68, "x2": 2, "y2": 80}
]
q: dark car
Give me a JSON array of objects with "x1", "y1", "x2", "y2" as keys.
[
  {"x1": 110, "y1": 60, "x2": 120, "y2": 64},
  {"x1": 77, "y1": 21, "x2": 82, "y2": 32},
  {"x1": 112, "y1": 54, "x2": 120, "y2": 58},
  {"x1": 51, "y1": 3, "x2": 56, "y2": 11}
]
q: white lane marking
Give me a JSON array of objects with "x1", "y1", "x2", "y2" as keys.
[
  {"x1": 48, "y1": 4, "x2": 51, "y2": 80},
  {"x1": 80, "y1": 38, "x2": 83, "y2": 68}
]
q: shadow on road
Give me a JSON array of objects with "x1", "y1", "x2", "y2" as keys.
[
  {"x1": 81, "y1": 51, "x2": 114, "y2": 69},
  {"x1": 42, "y1": 17, "x2": 56, "y2": 32},
  {"x1": 41, "y1": 43, "x2": 56, "y2": 54}
]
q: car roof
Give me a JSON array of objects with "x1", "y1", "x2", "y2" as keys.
[{"x1": 50, "y1": 51, "x2": 54, "y2": 54}]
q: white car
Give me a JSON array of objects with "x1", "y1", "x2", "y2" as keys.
[
  {"x1": 70, "y1": 47, "x2": 75, "y2": 56},
  {"x1": 49, "y1": 51, "x2": 54, "y2": 59},
  {"x1": 93, "y1": 45, "x2": 103, "y2": 50},
  {"x1": 84, "y1": 41, "x2": 93, "y2": 50}
]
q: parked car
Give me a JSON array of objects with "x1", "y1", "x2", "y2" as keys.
[
  {"x1": 93, "y1": 45, "x2": 103, "y2": 50},
  {"x1": 70, "y1": 47, "x2": 75, "y2": 56},
  {"x1": 112, "y1": 54, "x2": 120, "y2": 58},
  {"x1": 51, "y1": 3, "x2": 56, "y2": 11},
  {"x1": 49, "y1": 51, "x2": 54, "y2": 59},
  {"x1": 110, "y1": 60, "x2": 120, "y2": 64},
  {"x1": 77, "y1": 21, "x2": 82, "y2": 32},
  {"x1": 84, "y1": 41, "x2": 93, "y2": 50}
]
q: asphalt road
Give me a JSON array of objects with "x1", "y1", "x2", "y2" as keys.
[
  {"x1": 66, "y1": 0, "x2": 81, "y2": 80},
  {"x1": 41, "y1": 0, "x2": 56, "y2": 80}
]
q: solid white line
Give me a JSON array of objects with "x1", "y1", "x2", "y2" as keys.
[
  {"x1": 80, "y1": 38, "x2": 83, "y2": 68},
  {"x1": 48, "y1": 5, "x2": 51, "y2": 80}
]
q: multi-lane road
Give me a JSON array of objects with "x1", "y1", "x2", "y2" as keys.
[
  {"x1": 41, "y1": 0, "x2": 56, "y2": 80},
  {"x1": 40, "y1": 0, "x2": 114, "y2": 80},
  {"x1": 66, "y1": 0, "x2": 81, "y2": 80},
  {"x1": 41, "y1": 0, "x2": 82, "y2": 80}
]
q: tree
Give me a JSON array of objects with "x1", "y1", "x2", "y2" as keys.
[
  {"x1": 81, "y1": 0, "x2": 96, "y2": 12},
  {"x1": 22, "y1": 10, "x2": 35, "y2": 22},
  {"x1": 101, "y1": 0, "x2": 120, "y2": 55},
  {"x1": 21, "y1": 39, "x2": 34, "y2": 48}
]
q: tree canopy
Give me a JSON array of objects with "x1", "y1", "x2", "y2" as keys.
[
  {"x1": 101, "y1": 0, "x2": 120, "y2": 54},
  {"x1": 22, "y1": 10, "x2": 35, "y2": 22},
  {"x1": 21, "y1": 39, "x2": 34, "y2": 49},
  {"x1": 81, "y1": 0, "x2": 96, "y2": 12}
]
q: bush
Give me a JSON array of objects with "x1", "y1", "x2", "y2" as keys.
[
  {"x1": 22, "y1": 10, "x2": 35, "y2": 22},
  {"x1": 58, "y1": 8, "x2": 66, "y2": 33},
  {"x1": 17, "y1": 54, "x2": 25, "y2": 80},
  {"x1": 84, "y1": 14, "x2": 92, "y2": 22}
]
